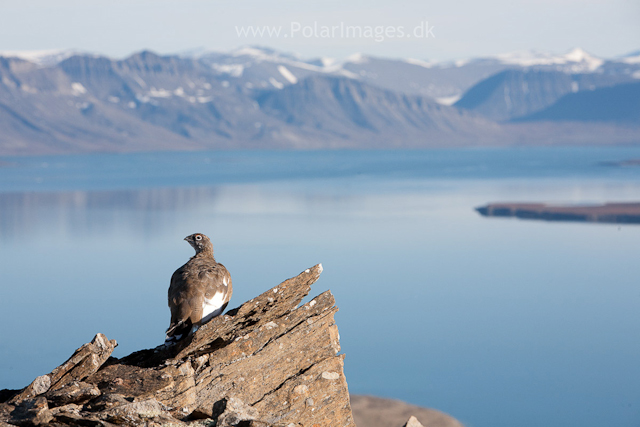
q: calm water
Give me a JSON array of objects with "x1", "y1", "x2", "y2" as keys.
[{"x1": 1, "y1": 148, "x2": 640, "y2": 427}]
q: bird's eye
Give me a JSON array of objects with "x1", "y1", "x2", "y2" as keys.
[{"x1": 195, "y1": 235, "x2": 202, "y2": 241}]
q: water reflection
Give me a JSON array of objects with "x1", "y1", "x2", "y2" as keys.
[
  {"x1": 0, "y1": 187, "x2": 223, "y2": 239},
  {"x1": 6, "y1": 178, "x2": 640, "y2": 242},
  {"x1": 0, "y1": 183, "x2": 389, "y2": 242}
]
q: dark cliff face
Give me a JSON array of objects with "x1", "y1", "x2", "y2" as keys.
[{"x1": 0, "y1": 264, "x2": 355, "y2": 427}]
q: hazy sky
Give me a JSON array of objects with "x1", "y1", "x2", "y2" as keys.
[{"x1": 0, "y1": 0, "x2": 638, "y2": 60}]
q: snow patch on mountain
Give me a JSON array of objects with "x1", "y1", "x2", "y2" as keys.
[
  {"x1": 148, "y1": 88, "x2": 172, "y2": 98},
  {"x1": 404, "y1": 58, "x2": 436, "y2": 69},
  {"x1": 495, "y1": 48, "x2": 603, "y2": 72},
  {"x1": 344, "y1": 53, "x2": 368, "y2": 64},
  {"x1": 622, "y1": 55, "x2": 640, "y2": 65},
  {"x1": 71, "y1": 82, "x2": 87, "y2": 96},
  {"x1": 229, "y1": 46, "x2": 301, "y2": 62},
  {"x1": 436, "y1": 95, "x2": 462, "y2": 106},
  {"x1": 318, "y1": 57, "x2": 339, "y2": 68},
  {"x1": 0, "y1": 49, "x2": 78, "y2": 66},
  {"x1": 211, "y1": 63, "x2": 244, "y2": 77},
  {"x1": 278, "y1": 65, "x2": 298, "y2": 84},
  {"x1": 458, "y1": 59, "x2": 474, "y2": 68},
  {"x1": 269, "y1": 77, "x2": 284, "y2": 89},
  {"x1": 232, "y1": 46, "x2": 274, "y2": 60}
]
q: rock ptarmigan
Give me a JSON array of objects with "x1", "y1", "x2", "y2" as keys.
[{"x1": 165, "y1": 233, "x2": 232, "y2": 344}]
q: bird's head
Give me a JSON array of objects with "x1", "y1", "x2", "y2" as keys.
[{"x1": 184, "y1": 233, "x2": 213, "y2": 254}]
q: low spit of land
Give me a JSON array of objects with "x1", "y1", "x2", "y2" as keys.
[{"x1": 476, "y1": 202, "x2": 640, "y2": 224}]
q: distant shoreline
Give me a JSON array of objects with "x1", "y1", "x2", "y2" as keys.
[{"x1": 476, "y1": 202, "x2": 640, "y2": 224}]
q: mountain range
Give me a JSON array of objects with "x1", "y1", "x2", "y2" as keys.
[{"x1": 0, "y1": 46, "x2": 638, "y2": 155}]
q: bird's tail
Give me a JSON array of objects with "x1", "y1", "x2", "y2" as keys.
[{"x1": 165, "y1": 319, "x2": 192, "y2": 344}]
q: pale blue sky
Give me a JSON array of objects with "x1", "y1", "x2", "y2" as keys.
[{"x1": 0, "y1": 0, "x2": 638, "y2": 60}]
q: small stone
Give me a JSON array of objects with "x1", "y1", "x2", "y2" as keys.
[
  {"x1": 403, "y1": 415, "x2": 425, "y2": 427},
  {"x1": 239, "y1": 421, "x2": 273, "y2": 427},
  {"x1": 92, "y1": 333, "x2": 110, "y2": 350},
  {"x1": 49, "y1": 403, "x2": 82, "y2": 417},
  {"x1": 101, "y1": 397, "x2": 165, "y2": 422},
  {"x1": 88, "y1": 393, "x2": 130, "y2": 411},
  {"x1": 263, "y1": 321, "x2": 278, "y2": 330},
  {"x1": 321, "y1": 371, "x2": 340, "y2": 380},
  {"x1": 212, "y1": 397, "x2": 259, "y2": 427},
  {"x1": 46, "y1": 381, "x2": 101, "y2": 406},
  {"x1": 31, "y1": 375, "x2": 51, "y2": 396},
  {"x1": 292, "y1": 385, "x2": 309, "y2": 395},
  {"x1": 9, "y1": 397, "x2": 53, "y2": 426}
]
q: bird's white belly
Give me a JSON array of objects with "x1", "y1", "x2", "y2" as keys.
[{"x1": 201, "y1": 291, "x2": 225, "y2": 323}]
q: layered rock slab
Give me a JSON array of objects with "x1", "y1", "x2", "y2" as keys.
[{"x1": 1, "y1": 264, "x2": 354, "y2": 427}]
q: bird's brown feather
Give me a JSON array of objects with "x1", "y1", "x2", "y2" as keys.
[{"x1": 166, "y1": 234, "x2": 232, "y2": 343}]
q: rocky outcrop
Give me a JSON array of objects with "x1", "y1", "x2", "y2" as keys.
[
  {"x1": 0, "y1": 264, "x2": 354, "y2": 427},
  {"x1": 9, "y1": 334, "x2": 117, "y2": 405}
]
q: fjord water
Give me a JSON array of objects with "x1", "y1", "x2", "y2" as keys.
[{"x1": 1, "y1": 148, "x2": 640, "y2": 427}]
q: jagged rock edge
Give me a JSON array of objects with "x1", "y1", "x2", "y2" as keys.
[
  {"x1": 248, "y1": 307, "x2": 339, "y2": 406},
  {"x1": 169, "y1": 264, "x2": 322, "y2": 361},
  {"x1": 207, "y1": 293, "x2": 337, "y2": 373},
  {"x1": 165, "y1": 302, "x2": 338, "y2": 414}
]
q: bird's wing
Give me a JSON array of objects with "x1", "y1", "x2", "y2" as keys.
[
  {"x1": 166, "y1": 265, "x2": 204, "y2": 336},
  {"x1": 218, "y1": 263, "x2": 233, "y2": 305},
  {"x1": 198, "y1": 263, "x2": 232, "y2": 324},
  {"x1": 166, "y1": 260, "x2": 232, "y2": 343}
]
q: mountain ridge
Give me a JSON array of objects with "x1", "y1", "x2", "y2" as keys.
[{"x1": 0, "y1": 47, "x2": 638, "y2": 155}]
